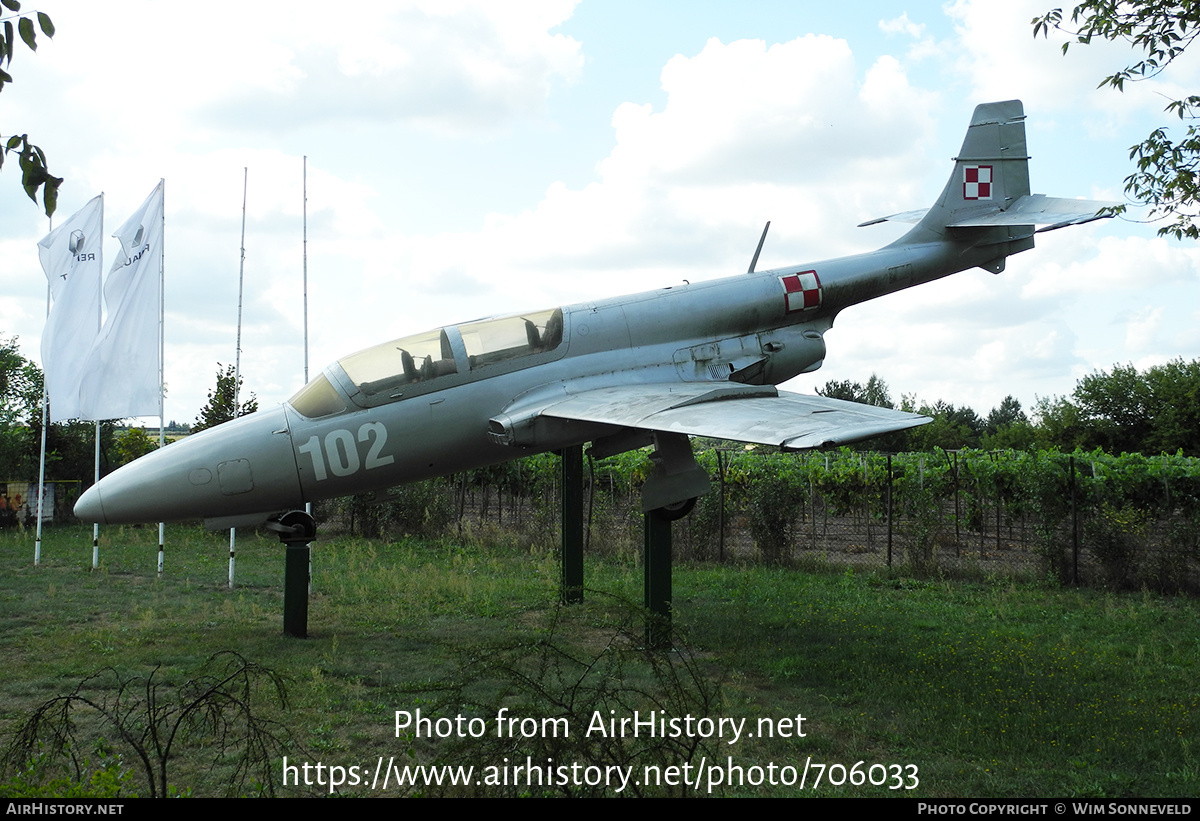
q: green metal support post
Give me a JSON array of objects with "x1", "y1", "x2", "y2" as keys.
[
  {"x1": 643, "y1": 511, "x2": 672, "y2": 648},
  {"x1": 561, "y1": 444, "x2": 584, "y2": 604},
  {"x1": 270, "y1": 510, "x2": 316, "y2": 638},
  {"x1": 284, "y1": 544, "x2": 309, "y2": 638}
]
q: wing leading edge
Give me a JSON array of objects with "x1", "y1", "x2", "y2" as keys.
[{"x1": 535, "y1": 383, "x2": 931, "y2": 450}]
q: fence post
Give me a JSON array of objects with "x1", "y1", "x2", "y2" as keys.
[
  {"x1": 886, "y1": 453, "x2": 893, "y2": 568},
  {"x1": 717, "y1": 449, "x2": 727, "y2": 562},
  {"x1": 1070, "y1": 455, "x2": 1079, "y2": 586}
]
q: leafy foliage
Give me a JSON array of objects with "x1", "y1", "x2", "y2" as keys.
[
  {"x1": 114, "y1": 426, "x2": 158, "y2": 467},
  {"x1": 193, "y1": 363, "x2": 258, "y2": 434},
  {"x1": 335, "y1": 479, "x2": 456, "y2": 539},
  {"x1": 1041, "y1": 358, "x2": 1200, "y2": 455},
  {"x1": 0, "y1": 335, "x2": 40, "y2": 478},
  {"x1": 1033, "y1": 2, "x2": 1200, "y2": 237},
  {"x1": 0, "y1": 338, "x2": 128, "y2": 494},
  {"x1": 0, "y1": 334, "x2": 40, "y2": 427},
  {"x1": 817, "y1": 373, "x2": 894, "y2": 408},
  {"x1": 0, "y1": 3, "x2": 58, "y2": 216},
  {"x1": 905, "y1": 399, "x2": 984, "y2": 452}
]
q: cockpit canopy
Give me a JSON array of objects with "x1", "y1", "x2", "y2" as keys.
[
  {"x1": 288, "y1": 307, "x2": 565, "y2": 418},
  {"x1": 341, "y1": 327, "x2": 456, "y2": 398}
]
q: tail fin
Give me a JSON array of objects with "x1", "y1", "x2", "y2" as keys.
[
  {"x1": 883, "y1": 99, "x2": 1033, "y2": 262},
  {"x1": 860, "y1": 100, "x2": 1117, "y2": 264},
  {"x1": 923, "y1": 99, "x2": 1031, "y2": 233}
]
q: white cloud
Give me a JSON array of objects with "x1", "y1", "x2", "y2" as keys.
[
  {"x1": 880, "y1": 13, "x2": 925, "y2": 39},
  {"x1": 944, "y1": 0, "x2": 1200, "y2": 127},
  {"x1": 1124, "y1": 306, "x2": 1164, "y2": 352},
  {"x1": 1022, "y1": 234, "x2": 1200, "y2": 299},
  {"x1": 33, "y1": 0, "x2": 583, "y2": 141}
]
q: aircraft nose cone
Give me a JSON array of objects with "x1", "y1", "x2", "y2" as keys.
[
  {"x1": 69, "y1": 406, "x2": 304, "y2": 525},
  {"x1": 74, "y1": 483, "x2": 106, "y2": 524}
]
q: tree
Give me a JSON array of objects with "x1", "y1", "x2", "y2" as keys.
[
  {"x1": 0, "y1": 2, "x2": 58, "y2": 216},
  {"x1": 1139, "y1": 357, "x2": 1200, "y2": 453},
  {"x1": 1033, "y1": 3, "x2": 1200, "y2": 238},
  {"x1": 985, "y1": 395, "x2": 1028, "y2": 433},
  {"x1": 982, "y1": 395, "x2": 1037, "y2": 451},
  {"x1": 193, "y1": 364, "x2": 258, "y2": 434},
  {"x1": 903, "y1": 399, "x2": 984, "y2": 452},
  {"x1": 0, "y1": 335, "x2": 39, "y2": 478},
  {"x1": 113, "y1": 427, "x2": 158, "y2": 467},
  {"x1": 1071, "y1": 358, "x2": 1200, "y2": 454},
  {"x1": 817, "y1": 373, "x2": 894, "y2": 407},
  {"x1": 1072, "y1": 362, "x2": 1152, "y2": 452},
  {"x1": 1032, "y1": 394, "x2": 1087, "y2": 450},
  {"x1": 0, "y1": 334, "x2": 40, "y2": 427},
  {"x1": 0, "y1": 337, "x2": 118, "y2": 484}
]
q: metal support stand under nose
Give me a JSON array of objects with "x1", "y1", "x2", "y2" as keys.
[{"x1": 268, "y1": 510, "x2": 317, "y2": 638}]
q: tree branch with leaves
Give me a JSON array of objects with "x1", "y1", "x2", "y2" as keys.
[
  {"x1": 0, "y1": 1, "x2": 58, "y2": 216},
  {"x1": 1034, "y1": 2, "x2": 1200, "y2": 239}
]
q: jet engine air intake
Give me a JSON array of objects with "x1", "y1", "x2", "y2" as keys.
[
  {"x1": 758, "y1": 326, "x2": 827, "y2": 384},
  {"x1": 672, "y1": 327, "x2": 825, "y2": 385}
]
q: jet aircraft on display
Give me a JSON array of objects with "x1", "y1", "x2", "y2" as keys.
[{"x1": 74, "y1": 100, "x2": 1117, "y2": 530}]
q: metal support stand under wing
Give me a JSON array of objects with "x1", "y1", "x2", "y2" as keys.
[{"x1": 560, "y1": 444, "x2": 584, "y2": 604}]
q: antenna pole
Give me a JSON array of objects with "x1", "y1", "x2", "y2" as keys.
[
  {"x1": 230, "y1": 168, "x2": 247, "y2": 589},
  {"x1": 747, "y1": 221, "x2": 770, "y2": 273},
  {"x1": 303, "y1": 156, "x2": 309, "y2": 384}
]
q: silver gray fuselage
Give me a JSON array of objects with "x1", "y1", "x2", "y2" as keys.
[{"x1": 74, "y1": 234, "x2": 1006, "y2": 526}]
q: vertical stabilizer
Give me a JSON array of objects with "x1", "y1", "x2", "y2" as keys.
[
  {"x1": 919, "y1": 100, "x2": 1030, "y2": 235},
  {"x1": 863, "y1": 100, "x2": 1115, "y2": 262}
]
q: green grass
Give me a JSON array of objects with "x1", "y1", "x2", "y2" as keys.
[{"x1": 0, "y1": 523, "x2": 1197, "y2": 797}]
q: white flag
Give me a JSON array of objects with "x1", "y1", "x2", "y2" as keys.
[
  {"x1": 79, "y1": 181, "x2": 164, "y2": 420},
  {"x1": 38, "y1": 194, "x2": 104, "y2": 423}
]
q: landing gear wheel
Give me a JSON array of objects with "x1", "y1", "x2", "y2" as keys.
[
  {"x1": 268, "y1": 509, "x2": 317, "y2": 545},
  {"x1": 652, "y1": 497, "x2": 696, "y2": 521}
]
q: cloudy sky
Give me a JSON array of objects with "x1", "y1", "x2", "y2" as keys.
[{"x1": 2, "y1": 0, "x2": 1197, "y2": 427}]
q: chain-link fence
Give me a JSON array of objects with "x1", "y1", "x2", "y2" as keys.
[{"x1": 317, "y1": 448, "x2": 1200, "y2": 594}]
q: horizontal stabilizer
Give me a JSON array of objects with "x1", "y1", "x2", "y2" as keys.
[
  {"x1": 947, "y1": 195, "x2": 1120, "y2": 231},
  {"x1": 861, "y1": 196, "x2": 1119, "y2": 231},
  {"x1": 857, "y1": 209, "x2": 929, "y2": 227},
  {"x1": 535, "y1": 383, "x2": 930, "y2": 450}
]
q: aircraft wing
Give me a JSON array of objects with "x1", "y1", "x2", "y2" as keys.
[{"x1": 535, "y1": 383, "x2": 931, "y2": 450}]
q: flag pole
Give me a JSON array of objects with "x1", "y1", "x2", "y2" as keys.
[
  {"x1": 157, "y1": 179, "x2": 166, "y2": 577},
  {"x1": 34, "y1": 341, "x2": 48, "y2": 564},
  {"x1": 91, "y1": 421, "x2": 100, "y2": 568},
  {"x1": 34, "y1": 211, "x2": 51, "y2": 566},
  {"x1": 230, "y1": 168, "x2": 247, "y2": 590},
  {"x1": 303, "y1": 156, "x2": 313, "y2": 594},
  {"x1": 91, "y1": 199, "x2": 105, "y2": 571}
]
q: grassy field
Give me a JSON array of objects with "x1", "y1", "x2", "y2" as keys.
[{"x1": 0, "y1": 522, "x2": 1197, "y2": 797}]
